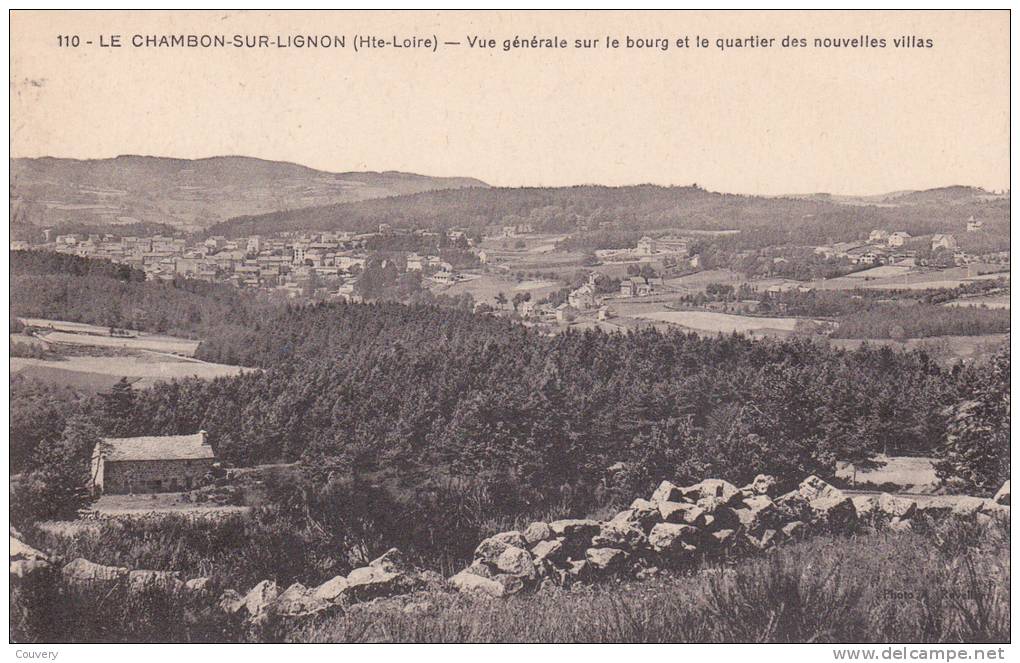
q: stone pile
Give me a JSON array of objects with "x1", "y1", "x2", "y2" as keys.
[{"x1": 449, "y1": 474, "x2": 1012, "y2": 597}]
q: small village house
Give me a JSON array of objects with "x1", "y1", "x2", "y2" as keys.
[
  {"x1": 887, "y1": 231, "x2": 911, "y2": 247},
  {"x1": 931, "y1": 234, "x2": 958, "y2": 251},
  {"x1": 91, "y1": 431, "x2": 216, "y2": 495}
]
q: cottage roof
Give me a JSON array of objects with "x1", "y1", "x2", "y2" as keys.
[{"x1": 99, "y1": 432, "x2": 214, "y2": 462}]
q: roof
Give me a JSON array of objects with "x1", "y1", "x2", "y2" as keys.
[{"x1": 98, "y1": 433, "x2": 214, "y2": 462}]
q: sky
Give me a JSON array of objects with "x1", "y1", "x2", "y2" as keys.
[{"x1": 9, "y1": 10, "x2": 1010, "y2": 196}]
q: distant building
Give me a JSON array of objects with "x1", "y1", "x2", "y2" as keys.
[
  {"x1": 887, "y1": 232, "x2": 911, "y2": 248},
  {"x1": 620, "y1": 276, "x2": 654, "y2": 297},
  {"x1": 931, "y1": 234, "x2": 958, "y2": 251},
  {"x1": 637, "y1": 236, "x2": 658, "y2": 255},
  {"x1": 966, "y1": 217, "x2": 984, "y2": 232},
  {"x1": 246, "y1": 235, "x2": 263, "y2": 254},
  {"x1": 91, "y1": 431, "x2": 216, "y2": 495},
  {"x1": 868, "y1": 229, "x2": 889, "y2": 243},
  {"x1": 568, "y1": 283, "x2": 597, "y2": 309}
]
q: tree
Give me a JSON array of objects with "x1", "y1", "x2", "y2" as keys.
[
  {"x1": 933, "y1": 349, "x2": 1010, "y2": 495},
  {"x1": 12, "y1": 416, "x2": 100, "y2": 524},
  {"x1": 494, "y1": 292, "x2": 508, "y2": 310},
  {"x1": 512, "y1": 292, "x2": 531, "y2": 312}
]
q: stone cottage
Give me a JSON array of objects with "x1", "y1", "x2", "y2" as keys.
[{"x1": 90, "y1": 431, "x2": 216, "y2": 495}]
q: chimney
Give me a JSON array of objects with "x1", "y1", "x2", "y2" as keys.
[{"x1": 199, "y1": 429, "x2": 209, "y2": 445}]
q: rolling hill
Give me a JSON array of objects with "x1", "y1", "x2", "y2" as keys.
[{"x1": 10, "y1": 155, "x2": 488, "y2": 232}]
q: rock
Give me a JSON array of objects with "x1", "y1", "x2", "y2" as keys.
[
  {"x1": 851, "y1": 495, "x2": 879, "y2": 518},
  {"x1": 548, "y1": 519, "x2": 601, "y2": 539},
  {"x1": 710, "y1": 529, "x2": 736, "y2": 547},
  {"x1": 781, "y1": 521, "x2": 806, "y2": 539},
  {"x1": 128, "y1": 569, "x2": 184, "y2": 593},
  {"x1": 10, "y1": 537, "x2": 48, "y2": 562},
  {"x1": 275, "y1": 582, "x2": 329, "y2": 617},
  {"x1": 566, "y1": 559, "x2": 592, "y2": 581},
  {"x1": 877, "y1": 494, "x2": 917, "y2": 520},
  {"x1": 369, "y1": 548, "x2": 413, "y2": 574},
  {"x1": 449, "y1": 569, "x2": 506, "y2": 598},
  {"x1": 773, "y1": 490, "x2": 812, "y2": 522},
  {"x1": 980, "y1": 500, "x2": 1010, "y2": 519},
  {"x1": 734, "y1": 495, "x2": 780, "y2": 534},
  {"x1": 681, "y1": 479, "x2": 741, "y2": 505},
  {"x1": 10, "y1": 559, "x2": 52, "y2": 580},
  {"x1": 531, "y1": 538, "x2": 565, "y2": 564},
  {"x1": 658, "y1": 501, "x2": 706, "y2": 526},
  {"x1": 312, "y1": 575, "x2": 350, "y2": 602},
  {"x1": 650, "y1": 480, "x2": 683, "y2": 503},
  {"x1": 62, "y1": 558, "x2": 129, "y2": 588},
  {"x1": 522, "y1": 521, "x2": 553, "y2": 545},
  {"x1": 592, "y1": 520, "x2": 647, "y2": 550},
  {"x1": 648, "y1": 523, "x2": 699, "y2": 555},
  {"x1": 798, "y1": 475, "x2": 843, "y2": 501},
  {"x1": 584, "y1": 547, "x2": 628, "y2": 572},
  {"x1": 243, "y1": 579, "x2": 280, "y2": 616},
  {"x1": 887, "y1": 517, "x2": 912, "y2": 532},
  {"x1": 747, "y1": 528, "x2": 784, "y2": 549},
  {"x1": 492, "y1": 573, "x2": 526, "y2": 596},
  {"x1": 806, "y1": 493, "x2": 857, "y2": 529},
  {"x1": 751, "y1": 474, "x2": 778, "y2": 497},
  {"x1": 346, "y1": 565, "x2": 412, "y2": 602},
  {"x1": 218, "y1": 589, "x2": 245, "y2": 614},
  {"x1": 495, "y1": 546, "x2": 536, "y2": 578},
  {"x1": 462, "y1": 559, "x2": 494, "y2": 579},
  {"x1": 993, "y1": 480, "x2": 1010, "y2": 506},
  {"x1": 915, "y1": 502, "x2": 953, "y2": 520},
  {"x1": 617, "y1": 498, "x2": 662, "y2": 529},
  {"x1": 950, "y1": 496, "x2": 986, "y2": 519},
  {"x1": 475, "y1": 531, "x2": 529, "y2": 563},
  {"x1": 184, "y1": 577, "x2": 213, "y2": 594},
  {"x1": 696, "y1": 498, "x2": 741, "y2": 529}
]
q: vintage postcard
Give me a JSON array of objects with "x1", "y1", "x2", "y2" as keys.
[{"x1": 7, "y1": 9, "x2": 1010, "y2": 651}]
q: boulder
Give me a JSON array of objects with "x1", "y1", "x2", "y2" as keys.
[
  {"x1": 62, "y1": 558, "x2": 129, "y2": 588},
  {"x1": 275, "y1": 582, "x2": 329, "y2": 618},
  {"x1": 806, "y1": 493, "x2": 857, "y2": 529},
  {"x1": 492, "y1": 573, "x2": 526, "y2": 596},
  {"x1": 798, "y1": 475, "x2": 843, "y2": 501},
  {"x1": 734, "y1": 495, "x2": 780, "y2": 534},
  {"x1": 584, "y1": 547, "x2": 628, "y2": 572},
  {"x1": 495, "y1": 546, "x2": 537, "y2": 579},
  {"x1": 851, "y1": 495, "x2": 879, "y2": 519},
  {"x1": 681, "y1": 479, "x2": 741, "y2": 505},
  {"x1": 184, "y1": 577, "x2": 213, "y2": 594},
  {"x1": 346, "y1": 565, "x2": 412, "y2": 602},
  {"x1": 747, "y1": 528, "x2": 784, "y2": 550},
  {"x1": 475, "y1": 531, "x2": 529, "y2": 563},
  {"x1": 750, "y1": 474, "x2": 778, "y2": 497},
  {"x1": 592, "y1": 520, "x2": 647, "y2": 550},
  {"x1": 218, "y1": 589, "x2": 246, "y2": 614},
  {"x1": 650, "y1": 480, "x2": 683, "y2": 503},
  {"x1": 522, "y1": 521, "x2": 554, "y2": 545},
  {"x1": 709, "y1": 529, "x2": 736, "y2": 548},
  {"x1": 531, "y1": 538, "x2": 566, "y2": 564},
  {"x1": 993, "y1": 480, "x2": 1010, "y2": 506},
  {"x1": 887, "y1": 517, "x2": 912, "y2": 533},
  {"x1": 877, "y1": 494, "x2": 917, "y2": 520},
  {"x1": 648, "y1": 523, "x2": 699, "y2": 555},
  {"x1": 449, "y1": 569, "x2": 507, "y2": 598},
  {"x1": 615, "y1": 498, "x2": 662, "y2": 529},
  {"x1": 128, "y1": 569, "x2": 184, "y2": 593},
  {"x1": 696, "y1": 497, "x2": 741, "y2": 529},
  {"x1": 243, "y1": 579, "x2": 280, "y2": 616},
  {"x1": 915, "y1": 501, "x2": 953, "y2": 520},
  {"x1": 10, "y1": 559, "x2": 52, "y2": 580},
  {"x1": 950, "y1": 496, "x2": 986, "y2": 519},
  {"x1": 658, "y1": 501, "x2": 706, "y2": 526},
  {"x1": 10, "y1": 537, "x2": 48, "y2": 562},
  {"x1": 462, "y1": 559, "x2": 495, "y2": 579},
  {"x1": 548, "y1": 519, "x2": 601, "y2": 539},
  {"x1": 773, "y1": 490, "x2": 812, "y2": 522},
  {"x1": 781, "y1": 521, "x2": 806, "y2": 539},
  {"x1": 369, "y1": 548, "x2": 413, "y2": 574},
  {"x1": 566, "y1": 559, "x2": 593, "y2": 582},
  {"x1": 312, "y1": 575, "x2": 350, "y2": 602}
]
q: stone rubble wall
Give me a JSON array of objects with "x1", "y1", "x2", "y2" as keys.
[{"x1": 10, "y1": 476, "x2": 1011, "y2": 622}]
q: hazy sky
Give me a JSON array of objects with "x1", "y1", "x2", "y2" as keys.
[{"x1": 10, "y1": 10, "x2": 1009, "y2": 195}]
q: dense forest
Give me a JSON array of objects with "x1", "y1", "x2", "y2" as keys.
[
  {"x1": 10, "y1": 251, "x2": 270, "y2": 343},
  {"x1": 206, "y1": 184, "x2": 1010, "y2": 251}
]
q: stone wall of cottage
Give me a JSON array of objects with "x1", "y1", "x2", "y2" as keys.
[{"x1": 102, "y1": 458, "x2": 215, "y2": 494}]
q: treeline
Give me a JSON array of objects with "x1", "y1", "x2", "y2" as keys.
[
  {"x1": 831, "y1": 304, "x2": 1011, "y2": 339},
  {"x1": 204, "y1": 185, "x2": 1010, "y2": 251},
  {"x1": 10, "y1": 250, "x2": 271, "y2": 344}
]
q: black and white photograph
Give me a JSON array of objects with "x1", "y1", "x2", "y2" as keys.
[{"x1": 6, "y1": 9, "x2": 1011, "y2": 650}]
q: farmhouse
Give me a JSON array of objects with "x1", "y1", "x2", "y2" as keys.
[
  {"x1": 90, "y1": 431, "x2": 216, "y2": 495},
  {"x1": 931, "y1": 234, "x2": 958, "y2": 251},
  {"x1": 887, "y1": 231, "x2": 911, "y2": 247}
]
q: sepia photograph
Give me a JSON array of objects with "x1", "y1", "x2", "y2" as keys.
[{"x1": 6, "y1": 9, "x2": 1011, "y2": 650}]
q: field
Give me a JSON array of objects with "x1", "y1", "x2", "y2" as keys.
[
  {"x1": 944, "y1": 294, "x2": 1010, "y2": 309},
  {"x1": 827, "y1": 334, "x2": 1008, "y2": 365},
  {"x1": 10, "y1": 354, "x2": 247, "y2": 389},
  {"x1": 20, "y1": 318, "x2": 201, "y2": 356},
  {"x1": 430, "y1": 272, "x2": 562, "y2": 306},
  {"x1": 835, "y1": 455, "x2": 940, "y2": 493},
  {"x1": 625, "y1": 309, "x2": 803, "y2": 334}
]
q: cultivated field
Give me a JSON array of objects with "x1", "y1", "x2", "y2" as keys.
[
  {"x1": 626, "y1": 310, "x2": 803, "y2": 334},
  {"x1": 10, "y1": 354, "x2": 248, "y2": 389},
  {"x1": 20, "y1": 318, "x2": 201, "y2": 356}
]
